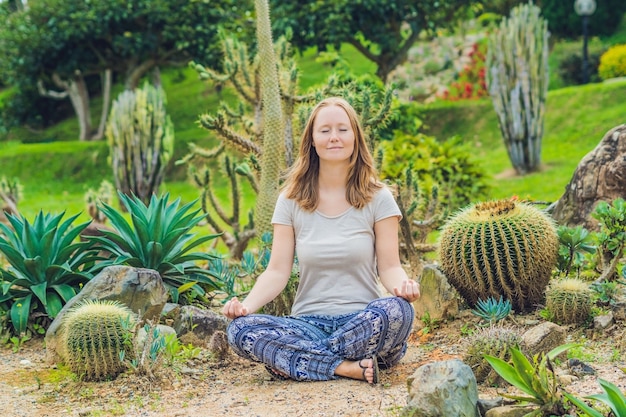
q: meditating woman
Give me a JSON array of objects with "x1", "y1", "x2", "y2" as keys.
[{"x1": 222, "y1": 97, "x2": 420, "y2": 384}]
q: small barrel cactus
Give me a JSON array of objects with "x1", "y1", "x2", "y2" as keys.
[
  {"x1": 60, "y1": 300, "x2": 136, "y2": 381},
  {"x1": 439, "y1": 199, "x2": 558, "y2": 312},
  {"x1": 545, "y1": 278, "x2": 593, "y2": 325},
  {"x1": 464, "y1": 324, "x2": 523, "y2": 385}
]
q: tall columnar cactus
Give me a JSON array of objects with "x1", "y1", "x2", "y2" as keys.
[
  {"x1": 438, "y1": 199, "x2": 558, "y2": 312},
  {"x1": 253, "y1": 0, "x2": 284, "y2": 235},
  {"x1": 106, "y1": 82, "x2": 174, "y2": 206},
  {"x1": 60, "y1": 300, "x2": 135, "y2": 381},
  {"x1": 545, "y1": 278, "x2": 593, "y2": 325},
  {"x1": 486, "y1": 2, "x2": 549, "y2": 175}
]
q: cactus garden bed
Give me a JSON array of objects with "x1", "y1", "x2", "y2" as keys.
[{"x1": 1, "y1": 308, "x2": 625, "y2": 417}]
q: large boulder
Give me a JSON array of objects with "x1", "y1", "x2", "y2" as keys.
[{"x1": 551, "y1": 124, "x2": 626, "y2": 230}]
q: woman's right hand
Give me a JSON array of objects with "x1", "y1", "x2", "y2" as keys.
[{"x1": 222, "y1": 296, "x2": 249, "y2": 319}]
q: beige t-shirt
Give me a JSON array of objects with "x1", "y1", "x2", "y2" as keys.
[{"x1": 271, "y1": 186, "x2": 402, "y2": 316}]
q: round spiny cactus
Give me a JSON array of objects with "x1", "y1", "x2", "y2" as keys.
[
  {"x1": 545, "y1": 278, "x2": 593, "y2": 325},
  {"x1": 464, "y1": 325, "x2": 523, "y2": 385},
  {"x1": 61, "y1": 300, "x2": 136, "y2": 381},
  {"x1": 439, "y1": 199, "x2": 558, "y2": 312}
]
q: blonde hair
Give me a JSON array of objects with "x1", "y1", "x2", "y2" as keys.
[{"x1": 282, "y1": 97, "x2": 382, "y2": 211}]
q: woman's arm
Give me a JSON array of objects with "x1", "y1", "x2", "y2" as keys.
[
  {"x1": 223, "y1": 224, "x2": 296, "y2": 319},
  {"x1": 375, "y1": 216, "x2": 420, "y2": 302}
]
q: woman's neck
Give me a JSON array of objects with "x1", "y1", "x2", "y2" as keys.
[{"x1": 318, "y1": 163, "x2": 349, "y2": 191}]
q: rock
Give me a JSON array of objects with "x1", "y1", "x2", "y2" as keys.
[
  {"x1": 593, "y1": 312, "x2": 614, "y2": 330},
  {"x1": 414, "y1": 264, "x2": 460, "y2": 324},
  {"x1": 521, "y1": 321, "x2": 565, "y2": 357},
  {"x1": 551, "y1": 124, "x2": 626, "y2": 231},
  {"x1": 172, "y1": 305, "x2": 228, "y2": 342},
  {"x1": 404, "y1": 359, "x2": 479, "y2": 417}
]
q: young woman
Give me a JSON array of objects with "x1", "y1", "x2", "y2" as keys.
[{"x1": 222, "y1": 97, "x2": 420, "y2": 384}]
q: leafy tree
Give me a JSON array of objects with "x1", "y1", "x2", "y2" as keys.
[
  {"x1": 270, "y1": 0, "x2": 476, "y2": 82},
  {"x1": 0, "y1": 0, "x2": 251, "y2": 140}
]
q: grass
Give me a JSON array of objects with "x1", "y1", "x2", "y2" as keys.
[{"x1": 1, "y1": 31, "x2": 625, "y2": 226}]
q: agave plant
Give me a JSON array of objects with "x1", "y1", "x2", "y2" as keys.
[
  {"x1": 0, "y1": 211, "x2": 98, "y2": 335},
  {"x1": 89, "y1": 192, "x2": 222, "y2": 302},
  {"x1": 484, "y1": 343, "x2": 579, "y2": 417}
]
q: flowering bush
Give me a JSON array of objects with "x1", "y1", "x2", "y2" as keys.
[
  {"x1": 388, "y1": 23, "x2": 488, "y2": 103},
  {"x1": 438, "y1": 39, "x2": 488, "y2": 101},
  {"x1": 598, "y1": 44, "x2": 626, "y2": 81}
]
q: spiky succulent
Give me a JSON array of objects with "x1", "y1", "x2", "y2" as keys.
[
  {"x1": 60, "y1": 300, "x2": 135, "y2": 381},
  {"x1": 439, "y1": 199, "x2": 558, "y2": 312},
  {"x1": 545, "y1": 278, "x2": 593, "y2": 325},
  {"x1": 464, "y1": 324, "x2": 523, "y2": 385}
]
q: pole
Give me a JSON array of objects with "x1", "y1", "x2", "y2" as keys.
[{"x1": 582, "y1": 14, "x2": 589, "y2": 84}]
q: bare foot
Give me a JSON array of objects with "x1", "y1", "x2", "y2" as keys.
[{"x1": 334, "y1": 358, "x2": 378, "y2": 384}]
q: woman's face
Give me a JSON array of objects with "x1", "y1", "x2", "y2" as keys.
[{"x1": 311, "y1": 105, "x2": 355, "y2": 164}]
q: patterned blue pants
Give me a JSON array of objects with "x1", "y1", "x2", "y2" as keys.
[{"x1": 227, "y1": 297, "x2": 414, "y2": 381}]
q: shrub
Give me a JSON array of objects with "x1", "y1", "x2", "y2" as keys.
[
  {"x1": 379, "y1": 133, "x2": 490, "y2": 213},
  {"x1": 598, "y1": 44, "x2": 626, "y2": 81},
  {"x1": 557, "y1": 50, "x2": 605, "y2": 86}
]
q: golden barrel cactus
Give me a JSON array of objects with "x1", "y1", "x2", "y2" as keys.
[
  {"x1": 60, "y1": 300, "x2": 135, "y2": 381},
  {"x1": 545, "y1": 278, "x2": 593, "y2": 325},
  {"x1": 439, "y1": 199, "x2": 558, "y2": 312}
]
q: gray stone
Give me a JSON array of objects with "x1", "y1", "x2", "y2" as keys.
[
  {"x1": 593, "y1": 312, "x2": 614, "y2": 330},
  {"x1": 414, "y1": 264, "x2": 460, "y2": 324},
  {"x1": 521, "y1": 321, "x2": 565, "y2": 357},
  {"x1": 172, "y1": 305, "x2": 228, "y2": 341},
  {"x1": 404, "y1": 359, "x2": 479, "y2": 417}
]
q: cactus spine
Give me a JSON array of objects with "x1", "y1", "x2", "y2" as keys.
[
  {"x1": 464, "y1": 325, "x2": 522, "y2": 384},
  {"x1": 106, "y1": 82, "x2": 174, "y2": 206},
  {"x1": 60, "y1": 300, "x2": 135, "y2": 381},
  {"x1": 486, "y1": 2, "x2": 549, "y2": 175},
  {"x1": 438, "y1": 199, "x2": 558, "y2": 312},
  {"x1": 545, "y1": 278, "x2": 592, "y2": 325}
]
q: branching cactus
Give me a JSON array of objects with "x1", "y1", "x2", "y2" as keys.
[
  {"x1": 486, "y1": 2, "x2": 549, "y2": 175},
  {"x1": 60, "y1": 300, "x2": 136, "y2": 381},
  {"x1": 106, "y1": 82, "x2": 174, "y2": 206},
  {"x1": 545, "y1": 278, "x2": 593, "y2": 325},
  {"x1": 182, "y1": 24, "x2": 394, "y2": 258},
  {"x1": 438, "y1": 199, "x2": 558, "y2": 312}
]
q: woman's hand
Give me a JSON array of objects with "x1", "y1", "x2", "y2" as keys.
[
  {"x1": 222, "y1": 297, "x2": 249, "y2": 319},
  {"x1": 393, "y1": 279, "x2": 421, "y2": 303}
]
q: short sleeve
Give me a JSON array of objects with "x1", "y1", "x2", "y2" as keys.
[
  {"x1": 374, "y1": 186, "x2": 402, "y2": 222},
  {"x1": 271, "y1": 192, "x2": 294, "y2": 226}
]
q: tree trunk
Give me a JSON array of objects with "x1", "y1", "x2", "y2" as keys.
[
  {"x1": 551, "y1": 124, "x2": 626, "y2": 230},
  {"x1": 93, "y1": 69, "x2": 112, "y2": 141},
  {"x1": 48, "y1": 72, "x2": 92, "y2": 141}
]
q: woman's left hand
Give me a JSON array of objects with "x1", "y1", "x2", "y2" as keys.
[{"x1": 393, "y1": 279, "x2": 421, "y2": 303}]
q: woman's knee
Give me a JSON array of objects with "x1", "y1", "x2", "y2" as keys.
[{"x1": 367, "y1": 297, "x2": 414, "y2": 319}]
